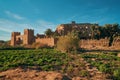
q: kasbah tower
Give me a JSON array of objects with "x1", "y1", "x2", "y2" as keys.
[{"x1": 11, "y1": 29, "x2": 35, "y2": 46}]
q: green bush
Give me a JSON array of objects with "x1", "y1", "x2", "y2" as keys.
[
  {"x1": 32, "y1": 42, "x2": 48, "y2": 49},
  {"x1": 108, "y1": 52, "x2": 118, "y2": 56},
  {"x1": 56, "y1": 32, "x2": 79, "y2": 53},
  {"x1": 113, "y1": 68, "x2": 120, "y2": 80},
  {"x1": 99, "y1": 64, "x2": 110, "y2": 73},
  {"x1": 79, "y1": 70, "x2": 89, "y2": 77}
]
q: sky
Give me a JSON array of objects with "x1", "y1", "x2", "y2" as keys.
[{"x1": 0, "y1": 0, "x2": 120, "y2": 40}]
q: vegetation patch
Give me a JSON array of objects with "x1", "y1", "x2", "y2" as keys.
[
  {"x1": 0, "y1": 49, "x2": 69, "y2": 71},
  {"x1": 81, "y1": 52, "x2": 120, "y2": 79}
]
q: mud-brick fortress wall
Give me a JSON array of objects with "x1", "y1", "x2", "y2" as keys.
[
  {"x1": 112, "y1": 37, "x2": 120, "y2": 49},
  {"x1": 36, "y1": 38, "x2": 58, "y2": 47},
  {"x1": 79, "y1": 39, "x2": 109, "y2": 50},
  {"x1": 79, "y1": 38, "x2": 120, "y2": 50},
  {"x1": 11, "y1": 29, "x2": 35, "y2": 46},
  {"x1": 10, "y1": 28, "x2": 120, "y2": 50},
  {"x1": 23, "y1": 29, "x2": 35, "y2": 45},
  {"x1": 11, "y1": 32, "x2": 21, "y2": 46},
  {"x1": 10, "y1": 29, "x2": 58, "y2": 47}
]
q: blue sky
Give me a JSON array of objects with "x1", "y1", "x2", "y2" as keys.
[{"x1": 0, "y1": 0, "x2": 120, "y2": 40}]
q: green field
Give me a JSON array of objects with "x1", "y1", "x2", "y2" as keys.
[
  {"x1": 0, "y1": 49, "x2": 70, "y2": 71},
  {"x1": 0, "y1": 49, "x2": 120, "y2": 79}
]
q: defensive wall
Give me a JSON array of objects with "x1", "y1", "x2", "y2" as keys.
[
  {"x1": 79, "y1": 38, "x2": 120, "y2": 50},
  {"x1": 36, "y1": 38, "x2": 58, "y2": 47}
]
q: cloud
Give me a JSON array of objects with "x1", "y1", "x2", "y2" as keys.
[
  {"x1": 26, "y1": 20, "x2": 56, "y2": 34},
  {"x1": 0, "y1": 27, "x2": 12, "y2": 33},
  {"x1": 0, "y1": 19, "x2": 29, "y2": 32},
  {"x1": 5, "y1": 11, "x2": 25, "y2": 20},
  {"x1": 0, "y1": 31, "x2": 10, "y2": 41},
  {"x1": 0, "y1": 19, "x2": 30, "y2": 40},
  {"x1": 67, "y1": 15, "x2": 77, "y2": 21},
  {"x1": 0, "y1": 19, "x2": 56, "y2": 40},
  {"x1": 58, "y1": 14, "x2": 78, "y2": 24},
  {"x1": 36, "y1": 20, "x2": 56, "y2": 29}
]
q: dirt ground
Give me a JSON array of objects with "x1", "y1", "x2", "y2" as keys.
[
  {"x1": 0, "y1": 53, "x2": 110, "y2": 80},
  {"x1": 0, "y1": 67, "x2": 71, "y2": 80},
  {"x1": 0, "y1": 67, "x2": 108, "y2": 80}
]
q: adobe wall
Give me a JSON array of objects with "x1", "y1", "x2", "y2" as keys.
[
  {"x1": 79, "y1": 38, "x2": 120, "y2": 50},
  {"x1": 35, "y1": 38, "x2": 58, "y2": 47},
  {"x1": 112, "y1": 37, "x2": 120, "y2": 50},
  {"x1": 11, "y1": 29, "x2": 35, "y2": 46},
  {"x1": 23, "y1": 29, "x2": 35, "y2": 45},
  {"x1": 10, "y1": 28, "x2": 120, "y2": 50},
  {"x1": 79, "y1": 39, "x2": 109, "y2": 50},
  {"x1": 11, "y1": 32, "x2": 21, "y2": 46},
  {"x1": 15, "y1": 35, "x2": 24, "y2": 45}
]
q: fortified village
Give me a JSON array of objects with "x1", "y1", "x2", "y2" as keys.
[{"x1": 10, "y1": 21, "x2": 120, "y2": 50}]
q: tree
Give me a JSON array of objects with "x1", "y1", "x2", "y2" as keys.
[
  {"x1": 101, "y1": 24, "x2": 120, "y2": 46},
  {"x1": 104, "y1": 24, "x2": 120, "y2": 37},
  {"x1": 44, "y1": 28, "x2": 53, "y2": 37},
  {"x1": 91, "y1": 25, "x2": 100, "y2": 39},
  {"x1": 112, "y1": 24, "x2": 120, "y2": 37},
  {"x1": 99, "y1": 24, "x2": 120, "y2": 39}
]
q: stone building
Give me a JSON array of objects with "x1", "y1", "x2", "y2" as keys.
[{"x1": 55, "y1": 21, "x2": 99, "y2": 39}]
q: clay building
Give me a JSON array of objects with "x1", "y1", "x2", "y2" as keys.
[
  {"x1": 10, "y1": 22, "x2": 99, "y2": 46},
  {"x1": 11, "y1": 29, "x2": 35, "y2": 46},
  {"x1": 11, "y1": 29, "x2": 57, "y2": 46},
  {"x1": 55, "y1": 21, "x2": 99, "y2": 39},
  {"x1": 10, "y1": 22, "x2": 120, "y2": 50}
]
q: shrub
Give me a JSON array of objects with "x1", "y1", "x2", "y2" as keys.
[
  {"x1": 113, "y1": 68, "x2": 120, "y2": 80},
  {"x1": 56, "y1": 32, "x2": 79, "y2": 53},
  {"x1": 79, "y1": 70, "x2": 89, "y2": 77},
  {"x1": 108, "y1": 52, "x2": 118, "y2": 56},
  {"x1": 98, "y1": 63, "x2": 111, "y2": 73},
  {"x1": 32, "y1": 42, "x2": 48, "y2": 49}
]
